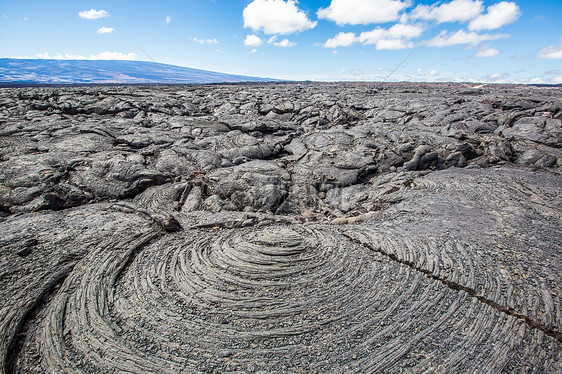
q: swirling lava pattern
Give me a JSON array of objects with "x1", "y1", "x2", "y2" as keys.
[{"x1": 32, "y1": 225, "x2": 561, "y2": 373}]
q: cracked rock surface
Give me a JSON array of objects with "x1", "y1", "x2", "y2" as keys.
[{"x1": 1, "y1": 83, "x2": 561, "y2": 373}]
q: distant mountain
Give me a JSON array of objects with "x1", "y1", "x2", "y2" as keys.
[{"x1": 0, "y1": 58, "x2": 277, "y2": 85}]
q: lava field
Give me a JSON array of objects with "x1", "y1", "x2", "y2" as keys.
[{"x1": 1, "y1": 82, "x2": 561, "y2": 373}]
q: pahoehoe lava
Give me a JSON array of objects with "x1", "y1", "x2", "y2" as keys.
[{"x1": 1, "y1": 83, "x2": 561, "y2": 373}]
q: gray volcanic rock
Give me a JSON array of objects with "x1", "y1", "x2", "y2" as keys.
[
  {"x1": 68, "y1": 151, "x2": 172, "y2": 199},
  {"x1": 0, "y1": 83, "x2": 561, "y2": 373}
]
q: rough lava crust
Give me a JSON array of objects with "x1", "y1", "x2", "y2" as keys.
[{"x1": 1, "y1": 82, "x2": 561, "y2": 373}]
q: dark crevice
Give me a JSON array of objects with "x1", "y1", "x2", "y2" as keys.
[
  {"x1": 173, "y1": 183, "x2": 193, "y2": 211},
  {"x1": 343, "y1": 233, "x2": 562, "y2": 344},
  {"x1": 262, "y1": 150, "x2": 291, "y2": 161},
  {"x1": 355, "y1": 166, "x2": 380, "y2": 185},
  {"x1": 110, "y1": 233, "x2": 163, "y2": 291}
]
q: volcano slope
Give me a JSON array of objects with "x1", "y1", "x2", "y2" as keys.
[{"x1": 0, "y1": 82, "x2": 561, "y2": 373}]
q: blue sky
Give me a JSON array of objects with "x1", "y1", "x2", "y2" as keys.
[{"x1": 1, "y1": 0, "x2": 561, "y2": 83}]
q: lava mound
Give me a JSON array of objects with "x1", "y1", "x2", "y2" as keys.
[
  {"x1": 39, "y1": 227, "x2": 387, "y2": 372},
  {"x1": 18, "y1": 225, "x2": 559, "y2": 373}
]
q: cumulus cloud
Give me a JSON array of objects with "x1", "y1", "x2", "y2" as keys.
[
  {"x1": 193, "y1": 37, "x2": 219, "y2": 45},
  {"x1": 317, "y1": 0, "x2": 410, "y2": 25},
  {"x1": 473, "y1": 47, "x2": 499, "y2": 57},
  {"x1": 324, "y1": 24, "x2": 422, "y2": 50},
  {"x1": 36, "y1": 51, "x2": 137, "y2": 60},
  {"x1": 485, "y1": 72, "x2": 507, "y2": 81},
  {"x1": 425, "y1": 29, "x2": 509, "y2": 47},
  {"x1": 429, "y1": 70, "x2": 438, "y2": 76},
  {"x1": 359, "y1": 24, "x2": 422, "y2": 44},
  {"x1": 78, "y1": 9, "x2": 109, "y2": 20},
  {"x1": 411, "y1": 0, "x2": 483, "y2": 23},
  {"x1": 359, "y1": 24, "x2": 423, "y2": 50},
  {"x1": 375, "y1": 39, "x2": 413, "y2": 50},
  {"x1": 274, "y1": 38, "x2": 297, "y2": 47},
  {"x1": 468, "y1": 1, "x2": 520, "y2": 31},
  {"x1": 551, "y1": 76, "x2": 562, "y2": 84},
  {"x1": 387, "y1": 23, "x2": 424, "y2": 38},
  {"x1": 324, "y1": 32, "x2": 357, "y2": 48},
  {"x1": 166, "y1": 16, "x2": 172, "y2": 24},
  {"x1": 244, "y1": 34, "x2": 264, "y2": 47},
  {"x1": 37, "y1": 52, "x2": 86, "y2": 59},
  {"x1": 537, "y1": 43, "x2": 562, "y2": 59},
  {"x1": 97, "y1": 27, "x2": 115, "y2": 34},
  {"x1": 243, "y1": 0, "x2": 316, "y2": 35},
  {"x1": 91, "y1": 52, "x2": 137, "y2": 60}
]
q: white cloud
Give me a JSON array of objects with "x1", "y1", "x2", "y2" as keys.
[
  {"x1": 551, "y1": 76, "x2": 562, "y2": 84},
  {"x1": 416, "y1": 67, "x2": 423, "y2": 73},
  {"x1": 97, "y1": 27, "x2": 115, "y2": 34},
  {"x1": 267, "y1": 36, "x2": 278, "y2": 44},
  {"x1": 474, "y1": 47, "x2": 499, "y2": 57},
  {"x1": 317, "y1": 0, "x2": 410, "y2": 25},
  {"x1": 274, "y1": 38, "x2": 297, "y2": 47},
  {"x1": 166, "y1": 16, "x2": 172, "y2": 24},
  {"x1": 193, "y1": 37, "x2": 219, "y2": 45},
  {"x1": 244, "y1": 34, "x2": 264, "y2": 47},
  {"x1": 484, "y1": 72, "x2": 507, "y2": 82},
  {"x1": 250, "y1": 49, "x2": 258, "y2": 53},
  {"x1": 425, "y1": 29, "x2": 509, "y2": 47},
  {"x1": 411, "y1": 0, "x2": 483, "y2": 23},
  {"x1": 360, "y1": 24, "x2": 423, "y2": 44},
  {"x1": 529, "y1": 77, "x2": 545, "y2": 84},
  {"x1": 91, "y1": 52, "x2": 137, "y2": 60},
  {"x1": 243, "y1": 0, "x2": 316, "y2": 35},
  {"x1": 324, "y1": 32, "x2": 357, "y2": 48},
  {"x1": 429, "y1": 70, "x2": 438, "y2": 76},
  {"x1": 37, "y1": 52, "x2": 86, "y2": 59},
  {"x1": 360, "y1": 24, "x2": 422, "y2": 50},
  {"x1": 468, "y1": 2, "x2": 520, "y2": 31},
  {"x1": 323, "y1": 24, "x2": 422, "y2": 50},
  {"x1": 78, "y1": 9, "x2": 109, "y2": 20},
  {"x1": 358, "y1": 29, "x2": 384, "y2": 44},
  {"x1": 331, "y1": 50, "x2": 339, "y2": 55},
  {"x1": 387, "y1": 23, "x2": 424, "y2": 38},
  {"x1": 376, "y1": 39, "x2": 413, "y2": 50},
  {"x1": 35, "y1": 51, "x2": 136, "y2": 60},
  {"x1": 537, "y1": 43, "x2": 562, "y2": 59}
]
